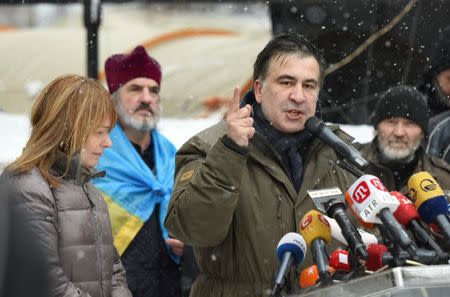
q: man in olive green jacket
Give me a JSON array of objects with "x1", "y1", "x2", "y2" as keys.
[{"x1": 165, "y1": 33, "x2": 358, "y2": 297}]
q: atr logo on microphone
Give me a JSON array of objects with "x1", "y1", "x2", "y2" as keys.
[
  {"x1": 420, "y1": 179, "x2": 437, "y2": 192},
  {"x1": 300, "y1": 214, "x2": 312, "y2": 230},
  {"x1": 370, "y1": 178, "x2": 387, "y2": 192},
  {"x1": 361, "y1": 199, "x2": 379, "y2": 219},
  {"x1": 353, "y1": 181, "x2": 370, "y2": 203}
]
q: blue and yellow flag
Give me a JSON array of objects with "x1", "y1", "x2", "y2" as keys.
[{"x1": 93, "y1": 124, "x2": 178, "y2": 262}]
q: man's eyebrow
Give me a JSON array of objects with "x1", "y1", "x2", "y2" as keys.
[
  {"x1": 304, "y1": 78, "x2": 319, "y2": 85},
  {"x1": 276, "y1": 75, "x2": 318, "y2": 85},
  {"x1": 127, "y1": 84, "x2": 159, "y2": 91},
  {"x1": 127, "y1": 83, "x2": 143, "y2": 89},
  {"x1": 276, "y1": 75, "x2": 297, "y2": 81}
]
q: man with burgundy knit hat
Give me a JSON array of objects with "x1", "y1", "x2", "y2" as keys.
[
  {"x1": 93, "y1": 46, "x2": 184, "y2": 297},
  {"x1": 358, "y1": 85, "x2": 450, "y2": 193}
]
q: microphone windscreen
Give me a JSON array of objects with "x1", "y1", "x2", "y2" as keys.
[
  {"x1": 304, "y1": 116, "x2": 324, "y2": 134},
  {"x1": 276, "y1": 232, "x2": 307, "y2": 265},
  {"x1": 344, "y1": 191, "x2": 375, "y2": 229},
  {"x1": 329, "y1": 249, "x2": 350, "y2": 272},
  {"x1": 408, "y1": 172, "x2": 448, "y2": 224},
  {"x1": 366, "y1": 244, "x2": 388, "y2": 271},
  {"x1": 345, "y1": 175, "x2": 398, "y2": 224},
  {"x1": 391, "y1": 191, "x2": 420, "y2": 226},
  {"x1": 299, "y1": 265, "x2": 336, "y2": 289},
  {"x1": 299, "y1": 210, "x2": 332, "y2": 247}
]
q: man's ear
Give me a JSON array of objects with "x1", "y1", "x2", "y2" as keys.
[{"x1": 254, "y1": 80, "x2": 263, "y2": 104}]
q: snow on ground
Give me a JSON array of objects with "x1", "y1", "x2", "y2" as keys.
[{"x1": 0, "y1": 111, "x2": 374, "y2": 169}]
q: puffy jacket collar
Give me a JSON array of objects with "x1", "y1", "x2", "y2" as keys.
[{"x1": 52, "y1": 152, "x2": 105, "y2": 185}]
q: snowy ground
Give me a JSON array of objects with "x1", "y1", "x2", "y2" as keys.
[{"x1": 0, "y1": 111, "x2": 374, "y2": 169}]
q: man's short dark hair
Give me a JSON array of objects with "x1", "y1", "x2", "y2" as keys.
[{"x1": 253, "y1": 32, "x2": 326, "y2": 86}]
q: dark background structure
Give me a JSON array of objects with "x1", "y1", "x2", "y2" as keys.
[{"x1": 1, "y1": 0, "x2": 449, "y2": 125}]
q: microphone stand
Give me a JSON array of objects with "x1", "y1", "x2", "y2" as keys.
[
  {"x1": 329, "y1": 157, "x2": 370, "y2": 276},
  {"x1": 377, "y1": 224, "x2": 404, "y2": 267},
  {"x1": 335, "y1": 159, "x2": 364, "y2": 178},
  {"x1": 347, "y1": 250, "x2": 367, "y2": 278}
]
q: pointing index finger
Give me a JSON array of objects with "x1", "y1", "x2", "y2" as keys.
[{"x1": 228, "y1": 86, "x2": 241, "y2": 113}]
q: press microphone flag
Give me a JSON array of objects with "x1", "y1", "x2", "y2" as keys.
[
  {"x1": 272, "y1": 232, "x2": 307, "y2": 297},
  {"x1": 345, "y1": 175, "x2": 399, "y2": 224},
  {"x1": 299, "y1": 210, "x2": 333, "y2": 286},
  {"x1": 345, "y1": 175, "x2": 417, "y2": 257},
  {"x1": 324, "y1": 216, "x2": 378, "y2": 247},
  {"x1": 299, "y1": 265, "x2": 336, "y2": 289},
  {"x1": 408, "y1": 171, "x2": 450, "y2": 245},
  {"x1": 329, "y1": 249, "x2": 351, "y2": 273},
  {"x1": 391, "y1": 191, "x2": 446, "y2": 258},
  {"x1": 307, "y1": 187, "x2": 368, "y2": 259}
]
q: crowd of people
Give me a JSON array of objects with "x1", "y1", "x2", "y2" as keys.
[{"x1": 0, "y1": 29, "x2": 449, "y2": 297}]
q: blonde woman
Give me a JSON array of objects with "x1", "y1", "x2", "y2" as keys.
[{"x1": 1, "y1": 74, "x2": 131, "y2": 297}]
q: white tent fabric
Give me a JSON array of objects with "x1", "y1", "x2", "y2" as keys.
[{"x1": 0, "y1": 3, "x2": 271, "y2": 116}]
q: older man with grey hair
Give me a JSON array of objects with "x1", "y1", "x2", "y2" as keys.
[
  {"x1": 93, "y1": 46, "x2": 185, "y2": 297},
  {"x1": 359, "y1": 85, "x2": 450, "y2": 193}
]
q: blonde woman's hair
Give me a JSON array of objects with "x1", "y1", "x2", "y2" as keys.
[{"x1": 9, "y1": 74, "x2": 117, "y2": 187}]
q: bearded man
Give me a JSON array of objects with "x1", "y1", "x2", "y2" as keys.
[
  {"x1": 93, "y1": 46, "x2": 184, "y2": 297},
  {"x1": 359, "y1": 85, "x2": 450, "y2": 192}
]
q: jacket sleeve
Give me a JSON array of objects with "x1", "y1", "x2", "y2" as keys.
[
  {"x1": 111, "y1": 247, "x2": 132, "y2": 297},
  {"x1": 165, "y1": 136, "x2": 248, "y2": 247},
  {"x1": 7, "y1": 176, "x2": 93, "y2": 297},
  {"x1": 426, "y1": 112, "x2": 450, "y2": 163}
]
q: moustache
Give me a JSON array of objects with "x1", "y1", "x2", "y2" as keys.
[
  {"x1": 282, "y1": 103, "x2": 304, "y2": 111},
  {"x1": 135, "y1": 104, "x2": 154, "y2": 114},
  {"x1": 389, "y1": 140, "x2": 409, "y2": 145}
]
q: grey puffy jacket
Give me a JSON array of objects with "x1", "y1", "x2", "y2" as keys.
[{"x1": 1, "y1": 156, "x2": 131, "y2": 297}]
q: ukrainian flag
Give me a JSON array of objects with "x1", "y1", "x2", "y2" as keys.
[{"x1": 93, "y1": 124, "x2": 178, "y2": 261}]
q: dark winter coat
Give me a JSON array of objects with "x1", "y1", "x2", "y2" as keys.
[
  {"x1": 165, "y1": 120, "x2": 358, "y2": 297},
  {"x1": 417, "y1": 25, "x2": 450, "y2": 116},
  {"x1": 0, "y1": 156, "x2": 131, "y2": 297},
  {"x1": 0, "y1": 181, "x2": 49, "y2": 297},
  {"x1": 359, "y1": 140, "x2": 450, "y2": 193},
  {"x1": 426, "y1": 110, "x2": 450, "y2": 164}
]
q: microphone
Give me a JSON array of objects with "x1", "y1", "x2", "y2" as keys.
[
  {"x1": 305, "y1": 116, "x2": 369, "y2": 170},
  {"x1": 366, "y1": 243, "x2": 391, "y2": 271},
  {"x1": 366, "y1": 243, "x2": 437, "y2": 271},
  {"x1": 391, "y1": 191, "x2": 447, "y2": 259},
  {"x1": 345, "y1": 175, "x2": 417, "y2": 257},
  {"x1": 329, "y1": 249, "x2": 351, "y2": 273},
  {"x1": 307, "y1": 187, "x2": 368, "y2": 260},
  {"x1": 272, "y1": 232, "x2": 307, "y2": 297},
  {"x1": 299, "y1": 210, "x2": 333, "y2": 286},
  {"x1": 408, "y1": 171, "x2": 450, "y2": 245},
  {"x1": 299, "y1": 265, "x2": 336, "y2": 289},
  {"x1": 325, "y1": 216, "x2": 378, "y2": 246}
]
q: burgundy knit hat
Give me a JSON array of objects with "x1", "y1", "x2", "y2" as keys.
[{"x1": 105, "y1": 46, "x2": 162, "y2": 94}]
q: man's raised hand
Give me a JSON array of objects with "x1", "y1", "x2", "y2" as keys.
[{"x1": 226, "y1": 87, "x2": 255, "y2": 147}]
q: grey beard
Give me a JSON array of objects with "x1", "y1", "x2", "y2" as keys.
[
  {"x1": 116, "y1": 101, "x2": 158, "y2": 132},
  {"x1": 378, "y1": 138, "x2": 421, "y2": 164}
]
